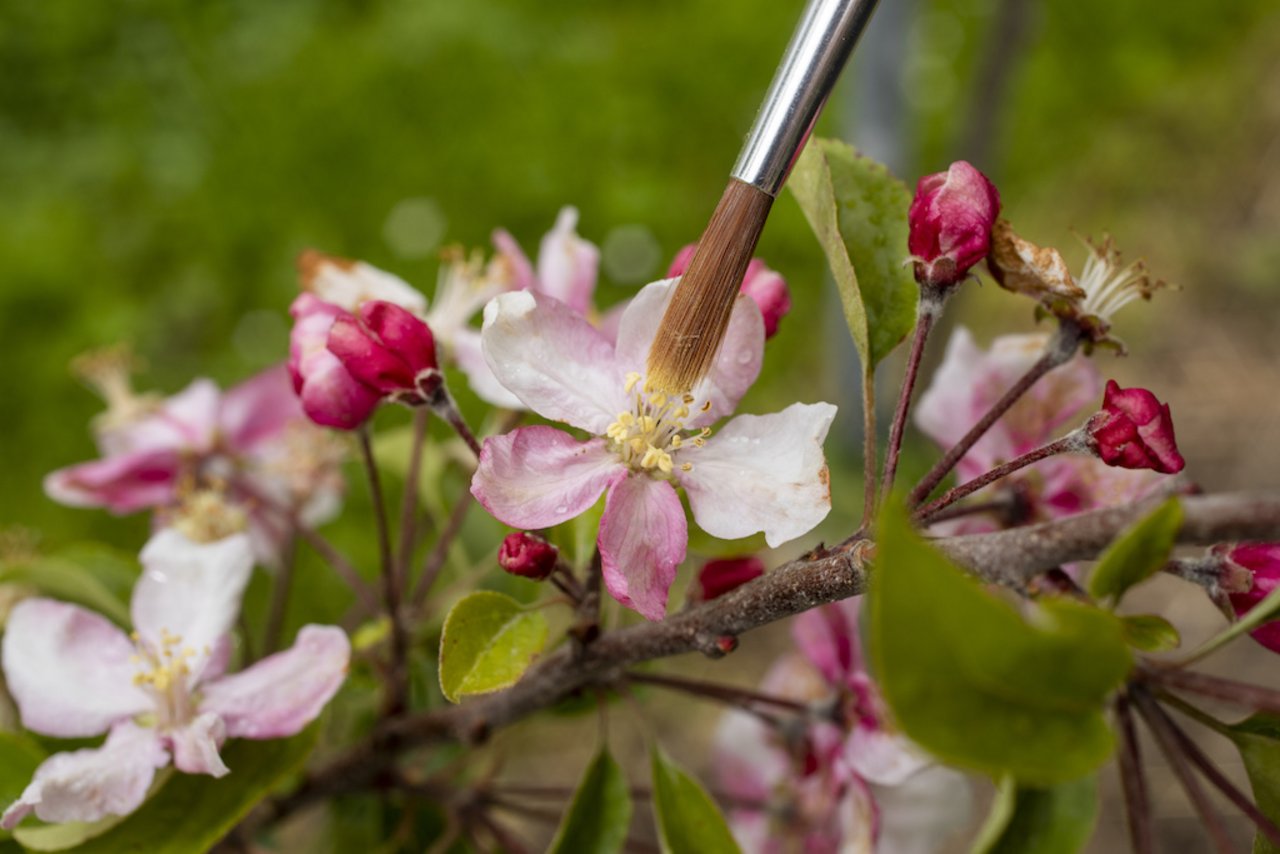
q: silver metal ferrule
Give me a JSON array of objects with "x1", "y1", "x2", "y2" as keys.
[{"x1": 731, "y1": 0, "x2": 881, "y2": 197}]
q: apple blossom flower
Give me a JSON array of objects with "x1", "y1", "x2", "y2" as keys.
[
  {"x1": 907, "y1": 161, "x2": 1001, "y2": 289},
  {"x1": 714, "y1": 599, "x2": 970, "y2": 852},
  {"x1": 694, "y1": 556, "x2": 766, "y2": 602},
  {"x1": 0, "y1": 526, "x2": 350, "y2": 829},
  {"x1": 915, "y1": 328, "x2": 1166, "y2": 533},
  {"x1": 1085, "y1": 381, "x2": 1185, "y2": 474},
  {"x1": 1226, "y1": 543, "x2": 1280, "y2": 653},
  {"x1": 45, "y1": 363, "x2": 346, "y2": 567},
  {"x1": 498, "y1": 531, "x2": 560, "y2": 581},
  {"x1": 668, "y1": 245, "x2": 792, "y2": 338},
  {"x1": 471, "y1": 280, "x2": 835, "y2": 620}
]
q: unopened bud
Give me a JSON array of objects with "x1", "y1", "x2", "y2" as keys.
[
  {"x1": 694, "y1": 556, "x2": 765, "y2": 602},
  {"x1": 498, "y1": 531, "x2": 558, "y2": 580},
  {"x1": 1225, "y1": 543, "x2": 1280, "y2": 653},
  {"x1": 1085, "y1": 380, "x2": 1185, "y2": 474},
  {"x1": 327, "y1": 300, "x2": 438, "y2": 398},
  {"x1": 908, "y1": 161, "x2": 1000, "y2": 288}
]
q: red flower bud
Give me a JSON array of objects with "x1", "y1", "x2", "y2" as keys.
[
  {"x1": 695, "y1": 556, "x2": 766, "y2": 601},
  {"x1": 326, "y1": 301, "x2": 438, "y2": 397},
  {"x1": 668, "y1": 246, "x2": 791, "y2": 338},
  {"x1": 908, "y1": 161, "x2": 1001, "y2": 288},
  {"x1": 1226, "y1": 543, "x2": 1280, "y2": 653},
  {"x1": 1086, "y1": 380, "x2": 1185, "y2": 474},
  {"x1": 498, "y1": 531, "x2": 559, "y2": 581},
  {"x1": 287, "y1": 294, "x2": 382, "y2": 430}
]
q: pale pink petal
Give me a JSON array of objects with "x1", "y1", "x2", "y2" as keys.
[
  {"x1": 219, "y1": 364, "x2": 303, "y2": 451},
  {"x1": 792, "y1": 599, "x2": 864, "y2": 688},
  {"x1": 132, "y1": 529, "x2": 255, "y2": 683},
  {"x1": 452, "y1": 328, "x2": 524, "y2": 409},
  {"x1": 598, "y1": 475, "x2": 686, "y2": 621},
  {"x1": 491, "y1": 228, "x2": 537, "y2": 291},
  {"x1": 534, "y1": 207, "x2": 599, "y2": 314},
  {"x1": 681, "y1": 403, "x2": 836, "y2": 547},
  {"x1": 168, "y1": 712, "x2": 229, "y2": 777},
  {"x1": 480, "y1": 291, "x2": 624, "y2": 433},
  {"x1": 2, "y1": 599, "x2": 150, "y2": 738},
  {"x1": 200, "y1": 625, "x2": 350, "y2": 739},
  {"x1": 596, "y1": 300, "x2": 628, "y2": 344},
  {"x1": 43, "y1": 449, "x2": 181, "y2": 513},
  {"x1": 304, "y1": 256, "x2": 427, "y2": 314},
  {"x1": 114, "y1": 379, "x2": 221, "y2": 457},
  {"x1": 863, "y1": 751, "x2": 971, "y2": 854},
  {"x1": 846, "y1": 727, "x2": 934, "y2": 787},
  {"x1": 0, "y1": 722, "x2": 169, "y2": 830},
  {"x1": 471, "y1": 427, "x2": 623, "y2": 530},
  {"x1": 713, "y1": 709, "x2": 788, "y2": 805},
  {"x1": 612, "y1": 278, "x2": 675, "y2": 376}
]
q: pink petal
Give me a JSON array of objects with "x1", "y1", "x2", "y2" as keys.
[
  {"x1": 200, "y1": 625, "x2": 350, "y2": 739},
  {"x1": 598, "y1": 475, "x2": 687, "y2": 621},
  {"x1": 480, "y1": 291, "x2": 624, "y2": 433},
  {"x1": 43, "y1": 449, "x2": 181, "y2": 513},
  {"x1": 2, "y1": 599, "x2": 150, "y2": 738},
  {"x1": 792, "y1": 599, "x2": 864, "y2": 688},
  {"x1": 132, "y1": 529, "x2": 255, "y2": 683},
  {"x1": 471, "y1": 427, "x2": 623, "y2": 530},
  {"x1": 327, "y1": 314, "x2": 416, "y2": 392},
  {"x1": 289, "y1": 294, "x2": 383, "y2": 430},
  {"x1": 681, "y1": 402, "x2": 836, "y2": 547},
  {"x1": 117, "y1": 379, "x2": 221, "y2": 456},
  {"x1": 0, "y1": 723, "x2": 169, "y2": 830},
  {"x1": 534, "y1": 207, "x2": 599, "y2": 314},
  {"x1": 452, "y1": 328, "x2": 524, "y2": 409},
  {"x1": 491, "y1": 228, "x2": 537, "y2": 291},
  {"x1": 167, "y1": 712, "x2": 229, "y2": 777},
  {"x1": 218, "y1": 364, "x2": 303, "y2": 452}
]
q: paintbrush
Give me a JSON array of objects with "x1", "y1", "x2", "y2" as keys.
[{"x1": 646, "y1": 0, "x2": 882, "y2": 395}]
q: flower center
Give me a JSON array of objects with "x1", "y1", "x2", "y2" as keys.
[
  {"x1": 1077, "y1": 238, "x2": 1155, "y2": 321},
  {"x1": 604, "y1": 373, "x2": 710, "y2": 476},
  {"x1": 131, "y1": 628, "x2": 204, "y2": 729}
]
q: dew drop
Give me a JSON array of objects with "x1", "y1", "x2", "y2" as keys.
[
  {"x1": 554, "y1": 505, "x2": 568, "y2": 514},
  {"x1": 736, "y1": 350, "x2": 752, "y2": 365}
]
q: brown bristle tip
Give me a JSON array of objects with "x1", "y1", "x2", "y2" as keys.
[{"x1": 646, "y1": 180, "x2": 773, "y2": 394}]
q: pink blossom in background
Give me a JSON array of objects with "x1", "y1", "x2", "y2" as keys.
[
  {"x1": 471, "y1": 279, "x2": 835, "y2": 620},
  {"x1": 1086, "y1": 380, "x2": 1185, "y2": 474},
  {"x1": 907, "y1": 161, "x2": 1000, "y2": 288},
  {"x1": 714, "y1": 598, "x2": 970, "y2": 852},
  {"x1": 667, "y1": 244, "x2": 792, "y2": 338},
  {"x1": 0, "y1": 528, "x2": 350, "y2": 829},
  {"x1": 45, "y1": 364, "x2": 346, "y2": 568}
]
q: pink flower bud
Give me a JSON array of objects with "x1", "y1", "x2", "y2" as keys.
[
  {"x1": 1226, "y1": 543, "x2": 1280, "y2": 653},
  {"x1": 1086, "y1": 380, "x2": 1185, "y2": 474},
  {"x1": 668, "y1": 245, "x2": 791, "y2": 338},
  {"x1": 326, "y1": 301, "x2": 438, "y2": 397},
  {"x1": 288, "y1": 294, "x2": 382, "y2": 430},
  {"x1": 908, "y1": 161, "x2": 1001, "y2": 288},
  {"x1": 695, "y1": 556, "x2": 766, "y2": 601},
  {"x1": 498, "y1": 531, "x2": 559, "y2": 580}
]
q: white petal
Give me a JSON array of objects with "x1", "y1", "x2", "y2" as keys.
[
  {"x1": 132, "y1": 529, "x2": 255, "y2": 683},
  {"x1": 481, "y1": 291, "x2": 624, "y2": 433},
  {"x1": 452, "y1": 328, "x2": 525, "y2": 410},
  {"x1": 1, "y1": 722, "x2": 169, "y2": 829},
  {"x1": 309, "y1": 259, "x2": 427, "y2": 315},
  {"x1": 168, "y1": 712, "x2": 229, "y2": 777},
  {"x1": 681, "y1": 402, "x2": 837, "y2": 547},
  {"x1": 861, "y1": 738, "x2": 972, "y2": 854},
  {"x1": 2, "y1": 599, "x2": 150, "y2": 738}
]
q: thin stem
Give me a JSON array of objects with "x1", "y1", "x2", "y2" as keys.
[
  {"x1": 916, "y1": 495, "x2": 1017, "y2": 525},
  {"x1": 1143, "y1": 666, "x2": 1280, "y2": 715},
  {"x1": 880, "y1": 302, "x2": 937, "y2": 506},
  {"x1": 1151, "y1": 697, "x2": 1280, "y2": 847},
  {"x1": 625, "y1": 671, "x2": 810, "y2": 714},
  {"x1": 263, "y1": 534, "x2": 298, "y2": 655},
  {"x1": 860, "y1": 371, "x2": 878, "y2": 530},
  {"x1": 908, "y1": 322, "x2": 1081, "y2": 507},
  {"x1": 431, "y1": 388, "x2": 482, "y2": 459},
  {"x1": 914, "y1": 432, "x2": 1084, "y2": 523},
  {"x1": 395, "y1": 409, "x2": 430, "y2": 600},
  {"x1": 1131, "y1": 688, "x2": 1234, "y2": 854},
  {"x1": 359, "y1": 427, "x2": 407, "y2": 715},
  {"x1": 412, "y1": 488, "x2": 475, "y2": 610},
  {"x1": 1114, "y1": 693, "x2": 1155, "y2": 854}
]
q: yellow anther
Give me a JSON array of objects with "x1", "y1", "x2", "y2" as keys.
[
  {"x1": 670, "y1": 435, "x2": 683, "y2": 448},
  {"x1": 683, "y1": 394, "x2": 695, "y2": 405},
  {"x1": 625, "y1": 373, "x2": 642, "y2": 394},
  {"x1": 674, "y1": 406, "x2": 690, "y2": 419},
  {"x1": 694, "y1": 437, "x2": 707, "y2": 448},
  {"x1": 649, "y1": 393, "x2": 667, "y2": 409},
  {"x1": 700, "y1": 400, "x2": 712, "y2": 413},
  {"x1": 681, "y1": 462, "x2": 693, "y2": 472},
  {"x1": 640, "y1": 416, "x2": 657, "y2": 434}
]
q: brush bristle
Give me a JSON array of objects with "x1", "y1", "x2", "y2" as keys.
[{"x1": 646, "y1": 179, "x2": 773, "y2": 394}]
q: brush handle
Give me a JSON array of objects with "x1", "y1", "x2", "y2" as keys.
[{"x1": 732, "y1": 0, "x2": 880, "y2": 197}]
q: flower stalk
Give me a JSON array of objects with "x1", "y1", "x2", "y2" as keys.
[{"x1": 880, "y1": 291, "x2": 944, "y2": 507}]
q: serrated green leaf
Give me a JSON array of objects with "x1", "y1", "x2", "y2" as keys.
[
  {"x1": 0, "y1": 555, "x2": 130, "y2": 626},
  {"x1": 1225, "y1": 714, "x2": 1280, "y2": 854},
  {"x1": 650, "y1": 746, "x2": 740, "y2": 854},
  {"x1": 975, "y1": 776, "x2": 1098, "y2": 854},
  {"x1": 548, "y1": 748, "x2": 632, "y2": 854},
  {"x1": 870, "y1": 502, "x2": 1132, "y2": 784},
  {"x1": 1121, "y1": 614, "x2": 1181, "y2": 652},
  {"x1": 438, "y1": 591, "x2": 549, "y2": 703},
  {"x1": 1087, "y1": 498, "x2": 1182, "y2": 604},
  {"x1": 788, "y1": 136, "x2": 917, "y2": 369}
]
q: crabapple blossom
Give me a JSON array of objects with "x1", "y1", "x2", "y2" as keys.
[
  {"x1": 470, "y1": 279, "x2": 835, "y2": 620},
  {"x1": 1085, "y1": 380, "x2": 1185, "y2": 474},
  {"x1": 1225, "y1": 543, "x2": 1280, "y2": 653},
  {"x1": 0, "y1": 526, "x2": 350, "y2": 829},
  {"x1": 714, "y1": 598, "x2": 970, "y2": 852},
  {"x1": 45, "y1": 363, "x2": 345, "y2": 567},
  {"x1": 668, "y1": 245, "x2": 792, "y2": 338},
  {"x1": 907, "y1": 161, "x2": 1000, "y2": 288}
]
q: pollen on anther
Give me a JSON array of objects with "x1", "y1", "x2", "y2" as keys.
[
  {"x1": 625, "y1": 372, "x2": 642, "y2": 394},
  {"x1": 681, "y1": 462, "x2": 693, "y2": 472},
  {"x1": 700, "y1": 400, "x2": 712, "y2": 413}
]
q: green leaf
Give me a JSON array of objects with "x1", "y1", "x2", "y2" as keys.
[
  {"x1": 1121, "y1": 614, "x2": 1181, "y2": 652},
  {"x1": 975, "y1": 776, "x2": 1099, "y2": 854},
  {"x1": 0, "y1": 733, "x2": 45, "y2": 841},
  {"x1": 1225, "y1": 714, "x2": 1280, "y2": 854},
  {"x1": 1087, "y1": 498, "x2": 1183, "y2": 604},
  {"x1": 548, "y1": 748, "x2": 632, "y2": 854},
  {"x1": 16, "y1": 726, "x2": 320, "y2": 854},
  {"x1": 0, "y1": 554, "x2": 133, "y2": 626},
  {"x1": 1184, "y1": 581, "x2": 1280, "y2": 666},
  {"x1": 649, "y1": 746, "x2": 740, "y2": 854},
  {"x1": 438, "y1": 591, "x2": 549, "y2": 703},
  {"x1": 788, "y1": 137, "x2": 917, "y2": 369},
  {"x1": 870, "y1": 503, "x2": 1132, "y2": 784}
]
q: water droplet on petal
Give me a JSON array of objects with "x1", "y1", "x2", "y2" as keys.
[{"x1": 554, "y1": 505, "x2": 568, "y2": 514}]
